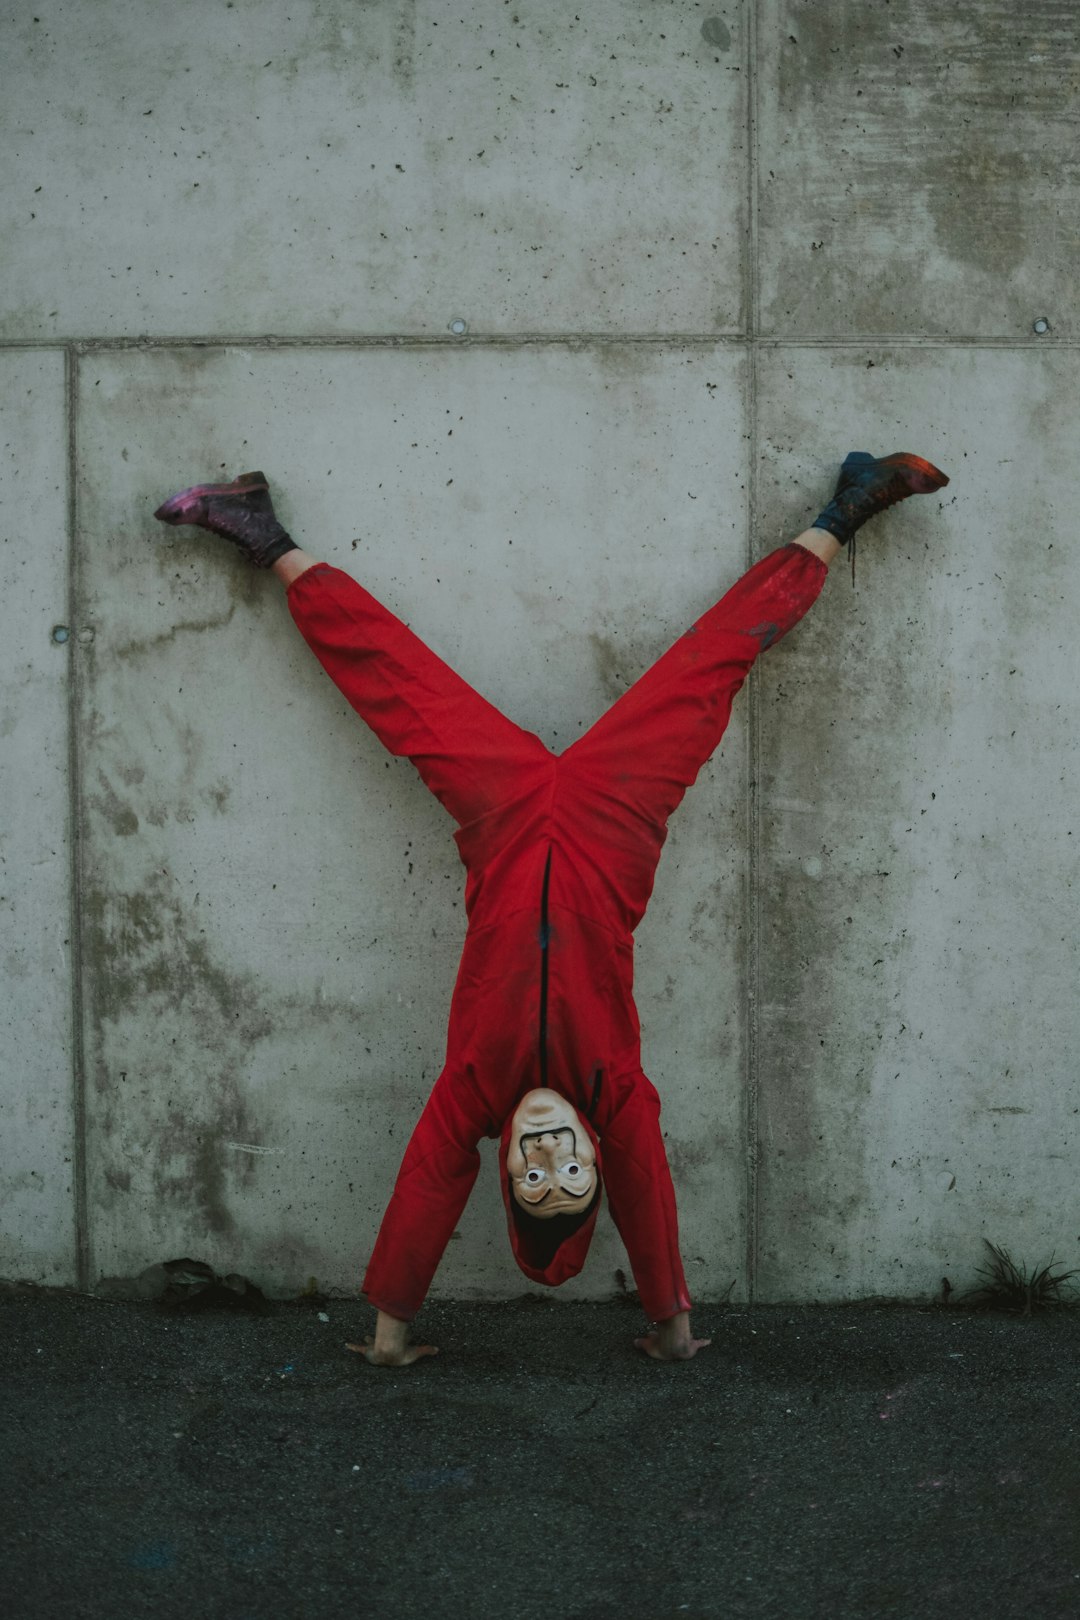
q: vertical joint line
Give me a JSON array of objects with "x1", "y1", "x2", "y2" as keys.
[
  {"x1": 745, "y1": 0, "x2": 760, "y2": 344},
  {"x1": 744, "y1": 0, "x2": 761, "y2": 1306},
  {"x1": 65, "y1": 345, "x2": 90, "y2": 1292}
]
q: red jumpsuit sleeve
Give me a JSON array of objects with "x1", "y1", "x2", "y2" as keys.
[
  {"x1": 361, "y1": 1069, "x2": 491, "y2": 1321},
  {"x1": 598, "y1": 1073, "x2": 692, "y2": 1323}
]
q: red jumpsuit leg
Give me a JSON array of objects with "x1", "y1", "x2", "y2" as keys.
[
  {"x1": 564, "y1": 543, "x2": 827, "y2": 1319},
  {"x1": 286, "y1": 563, "x2": 551, "y2": 824},
  {"x1": 286, "y1": 564, "x2": 552, "y2": 1317},
  {"x1": 564, "y1": 543, "x2": 827, "y2": 845}
]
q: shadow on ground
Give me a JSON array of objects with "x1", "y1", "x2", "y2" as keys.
[{"x1": 3, "y1": 1291, "x2": 1079, "y2": 1619}]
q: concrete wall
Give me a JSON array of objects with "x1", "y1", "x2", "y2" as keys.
[{"x1": 2, "y1": 0, "x2": 1076, "y2": 1304}]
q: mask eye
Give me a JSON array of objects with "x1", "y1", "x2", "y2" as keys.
[
  {"x1": 563, "y1": 1162, "x2": 581, "y2": 1178},
  {"x1": 525, "y1": 1168, "x2": 546, "y2": 1187}
]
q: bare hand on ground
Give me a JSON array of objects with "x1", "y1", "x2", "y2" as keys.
[{"x1": 634, "y1": 1311, "x2": 711, "y2": 1362}]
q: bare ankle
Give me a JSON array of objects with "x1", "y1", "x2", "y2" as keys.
[
  {"x1": 272, "y1": 548, "x2": 320, "y2": 586},
  {"x1": 792, "y1": 527, "x2": 842, "y2": 568}
]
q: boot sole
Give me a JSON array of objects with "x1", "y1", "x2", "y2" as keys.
[
  {"x1": 877, "y1": 452, "x2": 949, "y2": 492},
  {"x1": 154, "y1": 472, "x2": 268, "y2": 524}
]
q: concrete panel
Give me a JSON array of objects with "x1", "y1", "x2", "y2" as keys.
[
  {"x1": 758, "y1": 1, "x2": 1079, "y2": 337},
  {"x1": 3, "y1": 0, "x2": 746, "y2": 340},
  {"x1": 755, "y1": 346, "x2": 1080, "y2": 1300},
  {"x1": 76, "y1": 342, "x2": 751, "y2": 1301},
  {"x1": 0, "y1": 350, "x2": 75, "y2": 1285}
]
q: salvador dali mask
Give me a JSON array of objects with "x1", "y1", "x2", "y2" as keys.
[{"x1": 507, "y1": 1088, "x2": 598, "y2": 1219}]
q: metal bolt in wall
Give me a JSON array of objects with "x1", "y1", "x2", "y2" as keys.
[
  {"x1": 448, "y1": 317, "x2": 468, "y2": 335},
  {"x1": 51, "y1": 625, "x2": 70, "y2": 644},
  {"x1": 1033, "y1": 317, "x2": 1051, "y2": 335}
]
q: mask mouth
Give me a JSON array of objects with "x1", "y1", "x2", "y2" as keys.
[
  {"x1": 517, "y1": 1180, "x2": 593, "y2": 1210},
  {"x1": 518, "y1": 1179, "x2": 599, "y2": 1218}
]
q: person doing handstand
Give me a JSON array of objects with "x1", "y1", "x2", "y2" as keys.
[{"x1": 154, "y1": 449, "x2": 947, "y2": 1365}]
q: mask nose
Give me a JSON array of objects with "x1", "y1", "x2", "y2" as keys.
[{"x1": 531, "y1": 1137, "x2": 563, "y2": 1172}]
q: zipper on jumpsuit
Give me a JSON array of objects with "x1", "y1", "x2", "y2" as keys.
[
  {"x1": 538, "y1": 843, "x2": 604, "y2": 1132},
  {"x1": 538, "y1": 847, "x2": 552, "y2": 1088}
]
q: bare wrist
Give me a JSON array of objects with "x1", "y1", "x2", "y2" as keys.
[
  {"x1": 658, "y1": 1311, "x2": 691, "y2": 1349},
  {"x1": 374, "y1": 1310, "x2": 409, "y2": 1354}
]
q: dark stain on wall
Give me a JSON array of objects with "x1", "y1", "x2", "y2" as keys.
[
  {"x1": 155, "y1": 1080, "x2": 260, "y2": 1238},
  {"x1": 91, "y1": 768, "x2": 140, "y2": 838},
  {"x1": 587, "y1": 625, "x2": 670, "y2": 709},
  {"x1": 84, "y1": 868, "x2": 274, "y2": 1240},
  {"x1": 392, "y1": 0, "x2": 417, "y2": 93},
  {"x1": 700, "y1": 17, "x2": 732, "y2": 52},
  {"x1": 588, "y1": 630, "x2": 627, "y2": 705},
  {"x1": 84, "y1": 876, "x2": 270, "y2": 1031},
  {"x1": 112, "y1": 602, "x2": 239, "y2": 662},
  {"x1": 766, "y1": 0, "x2": 1079, "y2": 331}
]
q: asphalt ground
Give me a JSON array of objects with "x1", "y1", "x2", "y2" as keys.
[{"x1": 3, "y1": 1289, "x2": 1078, "y2": 1620}]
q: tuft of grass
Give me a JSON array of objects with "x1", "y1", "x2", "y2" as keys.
[{"x1": 962, "y1": 1239, "x2": 1080, "y2": 1315}]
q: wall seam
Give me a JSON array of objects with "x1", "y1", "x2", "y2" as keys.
[
  {"x1": 0, "y1": 334, "x2": 1069, "y2": 352},
  {"x1": 65, "y1": 345, "x2": 90, "y2": 1292},
  {"x1": 744, "y1": 0, "x2": 762, "y2": 1308}
]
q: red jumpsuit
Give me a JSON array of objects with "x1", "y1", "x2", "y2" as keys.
[{"x1": 287, "y1": 543, "x2": 826, "y2": 1322}]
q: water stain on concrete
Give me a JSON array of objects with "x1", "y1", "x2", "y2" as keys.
[
  {"x1": 592, "y1": 343, "x2": 657, "y2": 382},
  {"x1": 84, "y1": 866, "x2": 278, "y2": 1241},
  {"x1": 666, "y1": 1135, "x2": 722, "y2": 1178},
  {"x1": 587, "y1": 625, "x2": 670, "y2": 709},
  {"x1": 392, "y1": 0, "x2": 417, "y2": 93},
  {"x1": 588, "y1": 630, "x2": 626, "y2": 704},
  {"x1": 768, "y1": 0, "x2": 1077, "y2": 327},
  {"x1": 155, "y1": 1080, "x2": 260, "y2": 1237},
  {"x1": 84, "y1": 878, "x2": 271, "y2": 1032},
  {"x1": 91, "y1": 768, "x2": 139, "y2": 838},
  {"x1": 700, "y1": 17, "x2": 732, "y2": 52},
  {"x1": 113, "y1": 602, "x2": 238, "y2": 662},
  {"x1": 925, "y1": 149, "x2": 1028, "y2": 279}
]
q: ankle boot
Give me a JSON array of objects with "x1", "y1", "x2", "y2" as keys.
[
  {"x1": 154, "y1": 471, "x2": 296, "y2": 569},
  {"x1": 812, "y1": 451, "x2": 949, "y2": 582}
]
